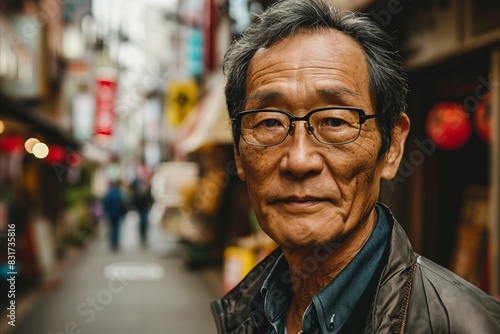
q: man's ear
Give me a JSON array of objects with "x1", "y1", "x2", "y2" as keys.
[
  {"x1": 233, "y1": 146, "x2": 247, "y2": 181},
  {"x1": 381, "y1": 114, "x2": 410, "y2": 180}
]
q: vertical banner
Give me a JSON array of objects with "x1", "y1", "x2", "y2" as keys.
[
  {"x1": 187, "y1": 27, "x2": 204, "y2": 77},
  {"x1": 204, "y1": 0, "x2": 217, "y2": 72},
  {"x1": 94, "y1": 67, "x2": 118, "y2": 137},
  {"x1": 72, "y1": 85, "x2": 94, "y2": 142}
]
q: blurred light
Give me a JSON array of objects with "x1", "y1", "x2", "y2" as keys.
[
  {"x1": 33, "y1": 142, "x2": 49, "y2": 159},
  {"x1": 62, "y1": 25, "x2": 85, "y2": 60},
  {"x1": 0, "y1": 120, "x2": 4, "y2": 134},
  {"x1": 81, "y1": 14, "x2": 96, "y2": 46},
  {"x1": 117, "y1": 42, "x2": 145, "y2": 69},
  {"x1": 24, "y1": 137, "x2": 40, "y2": 154}
]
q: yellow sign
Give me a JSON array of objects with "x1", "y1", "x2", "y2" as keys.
[{"x1": 166, "y1": 80, "x2": 198, "y2": 127}]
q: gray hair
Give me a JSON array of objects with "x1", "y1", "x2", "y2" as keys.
[{"x1": 223, "y1": 0, "x2": 408, "y2": 156}]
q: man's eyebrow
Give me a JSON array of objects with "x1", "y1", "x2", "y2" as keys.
[
  {"x1": 317, "y1": 87, "x2": 361, "y2": 101},
  {"x1": 243, "y1": 91, "x2": 283, "y2": 109}
]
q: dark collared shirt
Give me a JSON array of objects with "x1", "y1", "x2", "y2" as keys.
[{"x1": 260, "y1": 204, "x2": 390, "y2": 334}]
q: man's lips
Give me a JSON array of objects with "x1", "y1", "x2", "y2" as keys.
[{"x1": 272, "y1": 196, "x2": 329, "y2": 207}]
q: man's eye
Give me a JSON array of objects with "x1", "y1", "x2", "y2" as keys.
[
  {"x1": 260, "y1": 119, "x2": 282, "y2": 128},
  {"x1": 322, "y1": 118, "x2": 346, "y2": 127}
]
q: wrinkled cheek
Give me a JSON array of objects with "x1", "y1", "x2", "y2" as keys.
[
  {"x1": 238, "y1": 158, "x2": 269, "y2": 208},
  {"x1": 337, "y1": 145, "x2": 378, "y2": 179},
  {"x1": 351, "y1": 170, "x2": 381, "y2": 210},
  {"x1": 245, "y1": 177, "x2": 270, "y2": 212},
  {"x1": 241, "y1": 153, "x2": 278, "y2": 186},
  {"x1": 336, "y1": 160, "x2": 379, "y2": 204},
  {"x1": 245, "y1": 186, "x2": 270, "y2": 231},
  {"x1": 341, "y1": 151, "x2": 368, "y2": 176}
]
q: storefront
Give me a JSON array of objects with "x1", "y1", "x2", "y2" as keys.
[
  {"x1": 0, "y1": 91, "x2": 88, "y2": 295},
  {"x1": 350, "y1": 0, "x2": 500, "y2": 296}
]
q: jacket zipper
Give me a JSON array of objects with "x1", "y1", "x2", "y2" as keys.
[{"x1": 399, "y1": 262, "x2": 417, "y2": 333}]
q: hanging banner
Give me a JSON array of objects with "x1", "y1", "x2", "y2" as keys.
[
  {"x1": 94, "y1": 67, "x2": 118, "y2": 136},
  {"x1": 166, "y1": 79, "x2": 198, "y2": 128},
  {"x1": 204, "y1": 0, "x2": 217, "y2": 72},
  {"x1": 72, "y1": 87, "x2": 94, "y2": 142}
]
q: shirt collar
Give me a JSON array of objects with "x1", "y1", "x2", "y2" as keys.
[
  {"x1": 311, "y1": 204, "x2": 390, "y2": 333},
  {"x1": 260, "y1": 252, "x2": 292, "y2": 333}
]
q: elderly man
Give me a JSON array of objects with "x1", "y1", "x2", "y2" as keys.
[{"x1": 211, "y1": 0, "x2": 500, "y2": 333}]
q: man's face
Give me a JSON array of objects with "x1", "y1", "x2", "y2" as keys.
[{"x1": 235, "y1": 29, "x2": 404, "y2": 249}]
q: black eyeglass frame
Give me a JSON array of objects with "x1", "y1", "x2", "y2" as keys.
[{"x1": 232, "y1": 106, "x2": 379, "y2": 147}]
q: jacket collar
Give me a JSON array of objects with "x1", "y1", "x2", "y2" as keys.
[{"x1": 368, "y1": 203, "x2": 417, "y2": 333}]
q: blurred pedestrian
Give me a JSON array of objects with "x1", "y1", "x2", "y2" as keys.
[
  {"x1": 102, "y1": 180, "x2": 127, "y2": 251},
  {"x1": 132, "y1": 160, "x2": 154, "y2": 247}
]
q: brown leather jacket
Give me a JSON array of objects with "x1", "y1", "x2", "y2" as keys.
[{"x1": 211, "y1": 204, "x2": 500, "y2": 333}]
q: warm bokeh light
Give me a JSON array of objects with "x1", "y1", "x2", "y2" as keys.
[
  {"x1": 0, "y1": 120, "x2": 4, "y2": 134},
  {"x1": 24, "y1": 137, "x2": 40, "y2": 154},
  {"x1": 32, "y1": 142, "x2": 49, "y2": 159}
]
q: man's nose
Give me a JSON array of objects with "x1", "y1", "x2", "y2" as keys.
[{"x1": 279, "y1": 122, "x2": 324, "y2": 178}]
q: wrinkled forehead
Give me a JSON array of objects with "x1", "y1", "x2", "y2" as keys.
[{"x1": 244, "y1": 29, "x2": 373, "y2": 111}]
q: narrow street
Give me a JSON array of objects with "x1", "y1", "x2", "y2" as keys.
[{"x1": 5, "y1": 211, "x2": 221, "y2": 334}]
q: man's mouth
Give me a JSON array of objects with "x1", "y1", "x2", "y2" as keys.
[{"x1": 277, "y1": 196, "x2": 327, "y2": 207}]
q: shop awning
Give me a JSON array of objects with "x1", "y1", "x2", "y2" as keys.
[
  {"x1": 174, "y1": 74, "x2": 232, "y2": 155},
  {"x1": 0, "y1": 91, "x2": 79, "y2": 149}
]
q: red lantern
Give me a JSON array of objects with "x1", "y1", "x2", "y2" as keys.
[
  {"x1": 45, "y1": 145, "x2": 66, "y2": 163},
  {"x1": 474, "y1": 94, "x2": 492, "y2": 143},
  {"x1": 0, "y1": 134, "x2": 23, "y2": 153},
  {"x1": 425, "y1": 102, "x2": 472, "y2": 150}
]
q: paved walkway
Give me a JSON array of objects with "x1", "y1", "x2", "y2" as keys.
[{"x1": 4, "y1": 210, "x2": 222, "y2": 334}]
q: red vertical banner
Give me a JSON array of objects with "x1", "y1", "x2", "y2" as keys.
[
  {"x1": 204, "y1": 0, "x2": 217, "y2": 72},
  {"x1": 94, "y1": 68, "x2": 118, "y2": 137}
]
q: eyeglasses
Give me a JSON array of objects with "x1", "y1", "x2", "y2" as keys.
[{"x1": 232, "y1": 107, "x2": 378, "y2": 147}]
